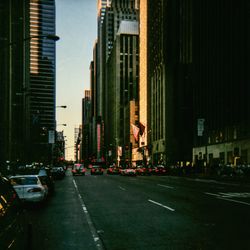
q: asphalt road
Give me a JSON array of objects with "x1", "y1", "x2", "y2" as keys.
[{"x1": 27, "y1": 169, "x2": 250, "y2": 250}]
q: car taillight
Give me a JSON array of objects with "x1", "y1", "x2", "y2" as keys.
[{"x1": 28, "y1": 187, "x2": 42, "y2": 193}]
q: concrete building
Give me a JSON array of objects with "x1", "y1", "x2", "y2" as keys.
[
  {"x1": 192, "y1": 1, "x2": 250, "y2": 167},
  {"x1": 81, "y1": 90, "x2": 92, "y2": 163},
  {"x1": 0, "y1": 1, "x2": 28, "y2": 164},
  {"x1": 147, "y1": 0, "x2": 250, "y2": 168},
  {"x1": 99, "y1": 0, "x2": 139, "y2": 164},
  {"x1": 106, "y1": 20, "x2": 139, "y2": 165},
  {"x1": 138, "y1": 0, "x2": 148, "y2": 164},
  {"x1": 148, "y1": 0, "x2": 194, "y2": 166}
]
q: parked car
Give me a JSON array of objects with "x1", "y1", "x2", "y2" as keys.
[
  {"x1": 38, "y1": 167, "x2": 55, "y2": 193},
  {"x1": 91, "y1": 165, "x2": 104, "y2": 175},
  {"x1": 9, "y1": 175, "x2": 48, "y2": 203},
  {"x1": 72, "y1": 164, "x2": 86, "y2": 176},
  {"x1": 51, "y1": 166, "x2": 65, "y2": 179},
  {"x1": 0, "y1": 175, "x2": 31, "y2": 250}
]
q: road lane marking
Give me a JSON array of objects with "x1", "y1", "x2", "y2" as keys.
[
  {"x1": 73, "y1": 180, "x2": 104, "y2": 250},
  {"x1": 205, "y1": 192, "x2": 250, "y2": 206},
  {"x1": 191, "y1": 178, "x2": 239, "y2": 186},
  {"x1": 157, "y1": 184, "x2": 174, "y2": 189},
  {"x1": 217, "y1": 197, "x2": 250, "y2": 206},
  {"x1": 205, "y1": 192, "x2": 220, "y2": 197},
  {"x1": 218, "y1": 192, "x2": 250, "y2": 198},
  {"x1": 148, "y1": 199, "x2": 175, "y2": 212},
  {"x1": 118, "y1": 186, "x2": 126, "y2": 191}
]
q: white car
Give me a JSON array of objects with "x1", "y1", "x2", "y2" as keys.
[{"x1": 9, "y1": 175, "x2": 48, "y2": 202}]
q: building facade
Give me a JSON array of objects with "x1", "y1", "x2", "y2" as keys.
[
  {"x1": 81, "y1": 90, "x2": 92, "y2": 163},
  {"x1": 106, "y1": 20, "x2": 139, "y2": 165},
  {"x1": 29, "y1": 0, "x2": 57, "y2": 163},
  {"x1": 100, "y1": 0, "x2": 139, "y2": 164},
  {"x1": 192, "y1": 0, "x2": 250, "y2": 167},
  {"x1": 147, "y1": 0, "x2": 194, "y2": 166},
  {"x1": 0, "y1": 0, "x2": 28, "y2": 164},
  {"x1": 0, "y1": 0, "x2": 57, "y2": 165}
]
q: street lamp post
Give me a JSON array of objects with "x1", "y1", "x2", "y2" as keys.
[
  {"x1": 57, "y1": 124, "x2": 67, "y2": 127},
  {"x1": 56, "y1": 105, "x2": 67, "y2": 108}
]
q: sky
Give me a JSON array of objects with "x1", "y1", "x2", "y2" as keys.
[{"x1": 56, "y1": 0, "x2": 97, "y2": 160}]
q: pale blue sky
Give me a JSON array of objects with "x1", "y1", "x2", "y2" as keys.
[{"x1": 56, "y1": 0, "x2": 97, "y2": 160}]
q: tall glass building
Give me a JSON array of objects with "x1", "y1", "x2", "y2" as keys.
[{"x1": 29, "y1": 0, "x2": 57, "y2": 163}]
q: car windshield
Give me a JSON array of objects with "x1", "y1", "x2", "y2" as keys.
[{"x1": 10, "y1": 177, "x2": 38, "y2": 185}]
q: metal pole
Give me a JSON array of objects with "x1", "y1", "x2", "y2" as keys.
[{"x1": 8, "y1": 0, "x2": 12, "y2": 161}]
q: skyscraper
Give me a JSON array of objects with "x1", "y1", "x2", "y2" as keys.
[
  {"x1": 28, "y1": 0, "x2": 57, "y2": 163},
  {"x1": 106, "y1": 20, "x2": 139, "y2": 164},
  {"x1": 100, "y1": 0, "x2": 139, "y2": 164},
  {"x1": 0, "y1": 0, "x2": 58, "y2": 165}
]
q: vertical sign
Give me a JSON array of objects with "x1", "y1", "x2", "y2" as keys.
[
  {"x1": 97, "y1": 124, "x2": 101, "y2": 156},
  {"x1": 197, "y1": 118, "x2": 205, "y2": 136},
  {"x1": 48, "y1": 130, "x2": 55, "y2": 144}
]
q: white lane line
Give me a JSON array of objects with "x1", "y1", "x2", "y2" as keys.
[
  {"x1": 218, "y1": 197, "x2": 250, "y2": 206},
  {"x1": 205, "y1": 192, "x2": 250, "y2": 206},
  {"x1": 118, "y1": 186, "x2": 126, "y2": 191},
  {"x1": 157, "y1": 184, "x2": 174, "y2": 189},
  {"x1": 205, "y1": 192, "x2": 220, "y2": 197},
  {"x1": 73, "y1": 180, "x2": 104, "y2": 250},
  {"x1": 148, "y1": 199, "x2": 175, "y2": 212}
]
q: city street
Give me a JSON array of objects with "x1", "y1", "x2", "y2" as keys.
[{"x1": 27, "y1": 169, "x2": 250, "y2": 250}]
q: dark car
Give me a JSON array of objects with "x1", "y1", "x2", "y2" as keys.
[
  {"x1": 51, "y1": 166, "x2": 65, "y2": 179},
  {"x1": 107, "y1": 165, "x2": 120, "y2": 175},
  {"x1": 72, "y1": 164, "x2": 86, "y2": 176},
  {"x1": 0, "y1": 175, "x2": 31, "y2": 250},
  {"x1": 38, "y1": 167, "x2": 55, "y2": 193},
  {"x1": 136, "y1": 165, "x2": 152, "y2": 175},
  {"x1": 91, "y1": 165, "x2": 104, "y2": 175},
  {"x1": 152, "y1": 165, "x2": 168, "y2": 175}
]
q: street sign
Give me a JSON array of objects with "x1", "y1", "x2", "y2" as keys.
[
  {"x1": 197, "y1": 118, "x2": 205, "y2": 136},
  {"x1": 48, "y1": 130, "x2": 55, "y2": 144}
]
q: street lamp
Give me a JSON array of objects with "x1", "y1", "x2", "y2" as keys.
[{"x1": 56, "y1": 105, "x2": 67, "y2": 108}]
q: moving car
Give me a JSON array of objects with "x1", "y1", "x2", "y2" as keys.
[
  {"x1": 0, "y1": 175, "x2": 31, "y2": 249},
  {"x1": 9, "y1": 175, "x2": 48, "y2": 202},
  {"x1": 152, "y1": 165, "x2": 168, "y2": 175},
  {"x1": 72, "y1": 164, "x2": 86, "y2": 176},
  {"x1": 120, "y1": 167, "x2": 137, "y2": 176},
  {"x1": 107, "y1": 165, "x2": 120, "y2": 175},
  {"x1": 136, "y1": 165, "x2": 152, "y2": 175},
  {"x1": 91, "y1": 164, "x2": 104, "y2": 175},
  {"x1": 51, "y1": 166, "x2": 65, "y2": 179}
]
